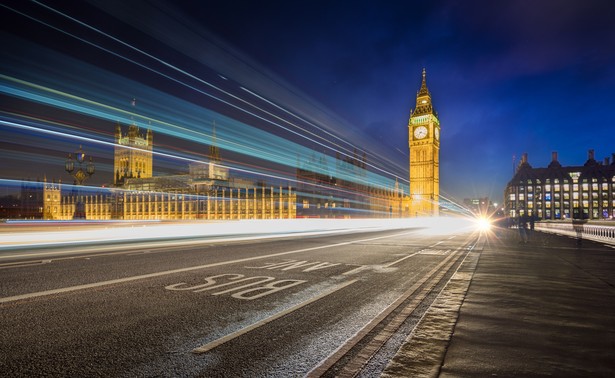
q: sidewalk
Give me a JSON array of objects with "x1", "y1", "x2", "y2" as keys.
[{"x1": 385, "y1": 229, "x2": 615, "y2": 377}]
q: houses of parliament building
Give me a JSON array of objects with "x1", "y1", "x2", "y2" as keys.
[{"x1": 19, "y1": 70, "x2": 440, "y2": 221}]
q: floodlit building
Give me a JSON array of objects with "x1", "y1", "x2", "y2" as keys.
[
  {"x1": 408, "y1": 69, "x2": 440, "y2": 216},
  {"x1": 505, "y1": 150, "x2": 615, "y2": 220},
  {"x1": 26, "y1": 121, "x2": 295, "y2": 221},
  {"x1": 114, "y1": 122, "x2": 153, "y2": 185}
]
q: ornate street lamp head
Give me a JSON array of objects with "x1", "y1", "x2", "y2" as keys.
[
  {"x1": 65, "y1": 153, "x2": 74, "y2": 173},
  {"x1": 76, "y1": 145, "x2": 85, "y2": 164},
  {"x1": 86, "y1": 156, "x2": 95, "y2": 176}
]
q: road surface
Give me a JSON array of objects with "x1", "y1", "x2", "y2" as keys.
[{"x1": 1, "y1": 224, "x2": 481, "y2": 377}]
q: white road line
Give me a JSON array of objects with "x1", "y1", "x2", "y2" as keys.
[
  {"x1": 384, "y1": 252, "x2": 421, "y2": 267},
  {"x1": 192, "y1": 279, "x2": 359, "y2": 354},
  {"x1": 0, "y1": 230, "x2": 415, "y2": 304},
  {"x1": 342, "y1": 265, "x2": 370, "y2": 276}
]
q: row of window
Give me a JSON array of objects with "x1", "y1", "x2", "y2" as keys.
[
  {"x1": 510, "y1": 191, "x2": 611, "y2": 201},
  {"x1": 517, "y1": 183, "x2": 615, "y2": 192}
]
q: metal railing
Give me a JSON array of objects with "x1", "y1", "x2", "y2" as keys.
[{"x1": 535, "y1": 221, "x2": 615, "y2": 245}]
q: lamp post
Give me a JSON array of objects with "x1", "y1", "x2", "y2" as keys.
[{"x1": 65, "y1": 145, "x2": 95, "y2": 219}]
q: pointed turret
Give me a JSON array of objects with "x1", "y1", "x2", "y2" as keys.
[
  {"x1": 412, "y1": 68, "x2": 434, "y2": 116},
  {"x1": 209, "y1": 122, "x2": 221, "y2": 162}
]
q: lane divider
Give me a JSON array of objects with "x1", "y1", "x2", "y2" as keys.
[{"x1": 192, "y1": 279, "x2": 359, "y2": 354}]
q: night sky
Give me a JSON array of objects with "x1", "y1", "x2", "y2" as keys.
[{"x1": 2, "y1": 0, "x2": 615, "y2": 204}]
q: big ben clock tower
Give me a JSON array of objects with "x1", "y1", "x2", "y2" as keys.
[{"x1": 408, "y1": 68, "x2": 440, "y2": 216}]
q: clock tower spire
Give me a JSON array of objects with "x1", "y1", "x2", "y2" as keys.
[{"x1": 408, "y1": 69, "x2": 440, "y2": 216}]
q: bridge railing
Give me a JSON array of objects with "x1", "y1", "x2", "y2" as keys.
[{"x1": 535, "y1": 221, "x2": 615, "y2": 245}]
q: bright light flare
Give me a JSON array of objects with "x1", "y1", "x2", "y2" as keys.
[{"x1": 474, "y1": 216, "x2": 492, "y2": 232}]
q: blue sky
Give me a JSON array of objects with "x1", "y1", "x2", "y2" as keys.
[
  {"x1": 1, "y1": 0, "x2": 614, "y2": 204},
  {"x1": 184, "y1": 0, "x2": 615, "y2": 201}
]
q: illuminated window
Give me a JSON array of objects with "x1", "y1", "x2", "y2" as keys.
[
  {"x1": 519, "y1": 193, "x2": 525, "y2": 201},
  {"x1": 545, "y1": 185, "x2": 551, "y2": 192},
  {"x1": 603, "y1": 183, "x2": 608, "y2": 191},
  {"x1": 563, "y1": 184, "x2": 570, "y2": 191},
  {"x1": 303, "y1": 200, "x2": 309, "y2": 209},
  {"x1": 528, "y1": 201, "x2": 533, "y2": 209},
  {"x1": 573, "y1": 192, "x2": 579, "y2": 200},
  {"x1": 564, "y1": 192, "x2": 570, "y2": 200},
  {"x1": 583, "y1": 200, "x2": 589, "y2": 208},
  {"x1": 545, "y1": 193, "x2": 551, "y2": 201},
  {"x1": 592, "y1": 183, "x2": 598, "y2": 191},
  {"x1": 582, "y1": 183, "x2": 589, "y2": 191},
  {"x1": 573, "y1": 201, "x2": 579, "y2": 208},
  {"x1": 554, "y1": 185, "x2": 560, "y2": 192},
  {"x1": 509, "y1": 193, "x2": 516, "y2": 201},
  {"x1": 528, "y1": 186, "x2": 533, "y2": 192}
]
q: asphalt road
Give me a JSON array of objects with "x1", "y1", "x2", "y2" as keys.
[{"x1": 0, "y1": 226, "x2": 479, "y2": 377}]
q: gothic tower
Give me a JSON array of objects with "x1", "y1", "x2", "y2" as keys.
[
  {"x1": 408, "y1": 69, "x2": 440, "y2": 216},
  {"x1": 43, "y1": 176, "x2": 62, "y2": 220},
  {"x1": 114, "y1": 121, "x2": 153, "y2": 185}
]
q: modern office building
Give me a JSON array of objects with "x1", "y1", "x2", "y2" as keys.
[{"x1": 505, "y1": 150, "x2": 615, "y2": 220}]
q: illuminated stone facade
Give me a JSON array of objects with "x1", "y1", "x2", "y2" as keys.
[
  {"x1": 27, "y1": 122, "x2": 295, "y2": 221},
  {"x1": 114, "y1": 122, "x2": 153, "y2": 185},
  {"x1": 505, "y1": 151, "x2": 615, "y2": 220},
  {"x1": 408, "y1": 69, "x2": 440, "y2": 216}
]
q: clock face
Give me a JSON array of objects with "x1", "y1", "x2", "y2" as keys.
[
  {"x1": 414, "y1": 126, "x2": 428, "y2": 139},
  {"x1": 435, "y1": 128, "x2": 440, "y2": 140}
]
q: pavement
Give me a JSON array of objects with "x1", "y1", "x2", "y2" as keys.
[{"x1": 383, "y1": 228, "x2": 615, "y2": 377}]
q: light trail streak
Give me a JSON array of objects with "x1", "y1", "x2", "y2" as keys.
[
  {"x1": 0, "y1": 2, "x2": 438, "y2": 218},
  {"x1": 1, "y1": 74, "x2": 401, "y2": 191},
  {"x1": 13, "y1": 1, "x2": 408, "y2": 184},
  {"x1": 0, "y1": 218, "x2": 475, "y2": 252}
]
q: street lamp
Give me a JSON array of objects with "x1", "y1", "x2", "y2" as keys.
[
  {"x1": 65, "y1": 145, "x2": 95, "y2": 219},
  {"x1": 65, "y1": 145, "x2": 95, "y2": 185}
]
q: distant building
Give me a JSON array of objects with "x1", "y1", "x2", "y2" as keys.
[
  {"x1": 22, "y1": 121, "x2": 295, "y2": 221},
  {"x1": 0, "y1": 194, "x2": 20, "y2": 219},
  {"x1": 463, "y1": 197, "x2": 495, "y2": 216},
  {"x1": 505, "y1": 150, "x2": 615, "y2": 220},
  {"x1": 295, "y1": 151, "x2": 403, "y2": 218}
]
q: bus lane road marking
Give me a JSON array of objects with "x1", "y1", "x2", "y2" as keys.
[
  {"x1": 0, "y1": 230, "x2": 416, "y2": 304},
  {"x1": 192, "y1": 279, "x2": 359, "y2": 354}
]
